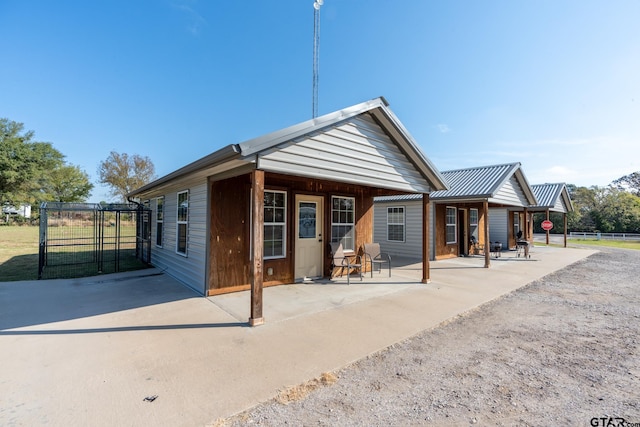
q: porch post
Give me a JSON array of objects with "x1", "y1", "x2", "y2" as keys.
[
  {"x1": 523, "y1": 208, "x2": 529, "y2": 240},
  {"x1": 545, "y1": 208, "x2": 550, "y2": 245},
  {"x1": 421, "y1": 193, "x2": 431, "y2": 283},
  {"x1": 563, "y1": 213, "x2": 568, "y2": 248},
  {"x1": 483, "y1": 201, "x2": 490, "y2": 268},
  {"x1": 249, "y1": 169, "x2": 265, "y2": 326}
]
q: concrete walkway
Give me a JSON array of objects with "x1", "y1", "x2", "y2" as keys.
[{"x1": 0, "y1": 245, "x2": 596, "y2": 426}]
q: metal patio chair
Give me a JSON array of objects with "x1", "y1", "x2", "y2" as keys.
[
  {"x1": 330, "y1": 242, "x2": 362, "y2": 285},
  {"x1": 363, "y1": 242, "x2": 391, "y2": 277}
]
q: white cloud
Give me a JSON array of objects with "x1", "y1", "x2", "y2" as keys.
[
  {"x1": 172, "y1": 1, "x2": 206, "y2": 35},
  {"x1": 436, "y1": 124, "x2": 450, "y2": 133}
]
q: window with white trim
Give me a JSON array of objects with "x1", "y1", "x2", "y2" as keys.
[
  {"x1": 387, "y1": 206, "x2": 405, "y2": 242},
  {"x1": 446, "y1": 206, "x2": 457, "y2": 244},
  {"x1": 514, "y1": 211, "x2": 520, "y2": 239},
  {"x1": 469, "y1": 208, "x2": 479, "y2": 240},
  {"x1": 142, "y1": 200, "x2": 150, "y2": 244},
  {"x1": 264, "y1": 190, "x2": 286, "y2": 259},
  {"x1": 176, "y1": 191, "x2": 188, "y2": 255},
  {"x1": 156, "y1": 196, "x2": 164, "y2": 247},
  {"x1": 331, "y1": 196, "x2": 355, "y2": 251}
]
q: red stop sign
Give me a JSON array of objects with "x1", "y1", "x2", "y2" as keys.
[{"x1": 541, "y1": 220, "x2": 554, "y2": 231}]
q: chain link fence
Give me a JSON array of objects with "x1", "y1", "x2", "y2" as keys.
[{"x1": 38, "y1": 202, "x2": 151, "y2": 280}]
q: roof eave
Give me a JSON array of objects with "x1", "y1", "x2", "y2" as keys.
[
  {"x1": 240, "y1": 96, "x2": 448, "y2": 193},
  {"x1": 127, "y1": 144, "x2": 242, "y2": 198}
]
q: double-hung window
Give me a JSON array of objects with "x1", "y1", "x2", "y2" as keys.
[
  {"x1": 387, "y1": 206, "x2": 405, "y2": 242},
  {"x1": 469, "y1": 208, "x2": 479, "y2": 241},
  {"x1": 264, "y1": 190, "x2": 286, "y2": 259},
  {"x1": 446, "y1": 206, "x2": 457, "y2": 244},
  {"x1": 331, "y1": 196, "x2": 355, "y2": 251},
  {"x1": 156, "y1": 196, "x2": 164, "y2": 247},
  {"x1": 177, "y1": 191, "x2": 188, "y2": 255},
  {"x1": 142, "y1": 200, "x2": 150, "y2": 243}
]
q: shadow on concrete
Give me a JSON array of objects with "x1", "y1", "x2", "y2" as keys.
[
  {"x1": 0, "y1": 270, "x2": 209, "y2": 330},
  {"x1": 0, "y1": 322, "x2": 247, "y2": 335}
]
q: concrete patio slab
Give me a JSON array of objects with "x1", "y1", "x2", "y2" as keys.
[{"x1": 0, "y1": 245, "x2": 596, "y2": 426}]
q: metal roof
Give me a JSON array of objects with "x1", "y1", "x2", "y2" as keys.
[
  {"x1": 128, "y1": 97, "x2": 447, "y2": 198},
  {"x1": 374, "y1": 193, "x2": 423, "y2": 202},
  {"x1": 531, "y1": 183, "x2": 574, "y2": 212},
  {"x1": 375, "y1": 162, "x2": 538, "y2": 206},
  {"x1": 431, "y1": 163, "x2": 521, "y2": 200}
]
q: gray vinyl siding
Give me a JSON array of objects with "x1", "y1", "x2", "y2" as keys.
[
  {"x1": 490, "y1": 176, "x2": 529, "y2": 207},
  {"x1": 374, "y1": 200, "x2": 433, "y2": 260},
  {"x1": 554, "y1": 196, "x2": 566, "y2": 212},
  {"x1": 146, "y1": 180, "x2": 208, "y2": 295},
  {"x1": 489, "y1": 208, "x2": 508, "y2": 248},
  {"x1": 257, "y1": 114, "x2": 432, "y2": 194}
]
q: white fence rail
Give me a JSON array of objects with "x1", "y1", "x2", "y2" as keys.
[{"x1": 569, "y1": 232, "x2": 640, "y2": 241}]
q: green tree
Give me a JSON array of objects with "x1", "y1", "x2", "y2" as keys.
[
  {"x1": 566, "y1": 185, "x2": 598, "y2": 231},
  {"x1": 97, "y1": 151, "x2": 156, "y2": 202},
  {"x1": 612, "y1": 171, "x2": 640, "y2": 196},
  {"x1": 44, "y1": 164, "x2": 94, "y2": 202},
  {"x1": 0, "y1": 118, "x2": 64, "y2": 205},
  {"x1": 597, "y1": 188, "x2": 640, "y2": 233},
  {"x1": 568, "y1": 184, "x2": 640, "y2": 233}
]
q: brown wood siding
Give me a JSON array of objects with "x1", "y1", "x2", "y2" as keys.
[
  {"x1": 478, "y1": 204, "x2": 487, "y2": 248},
  {"x1": 208, "y1": 171, "x2": 385, "y2": 294},
  {"x1": 508, "y1": 212, "x2": 517, "y2": 249},
  {"x1": 209, "y1": 175, "x2": 252, "y2": 292},
  {"x1": 434, "y1": 202, "x2": 487, "y2": 259},
  {"x1": 434, "y1": 204, "x2": 457, "y2": 259}
]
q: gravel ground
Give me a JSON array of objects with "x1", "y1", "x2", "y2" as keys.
[{"x1": 221, "y1": 247, "x2": 640, "y2": 426}]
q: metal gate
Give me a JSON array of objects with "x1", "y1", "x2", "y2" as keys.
[{"x1": 38, "y1": 202, "x2": 151, "y2": 280}]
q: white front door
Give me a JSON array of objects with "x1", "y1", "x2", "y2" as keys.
[{"x1": 295, "y1": 195, "x2": 324, "y2": 280}]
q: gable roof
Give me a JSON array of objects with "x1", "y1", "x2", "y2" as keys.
[
  {"x1": 129, "y1": 97, "x2": 447, "y2": 198},
  {"x1": 375, "y1": 162, "x2": 538, "y2": 207},
  {"x1": 531, "y1": 183, "x2": 574, "y2": 213}
]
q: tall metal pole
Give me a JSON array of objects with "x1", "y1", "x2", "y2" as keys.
[{"x1": 312, "y1": 0, "x2": 323, "y2": 118}]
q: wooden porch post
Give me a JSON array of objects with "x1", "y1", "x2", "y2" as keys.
[
  {"x1": 483, "y1": 201, "x2": 490, "y2": 268},
  {"x1": 422, "y1": 193, "x2": 431, "y2": 284},
  {"x1": 563, "y1": 213, "x2": 568, "y2": 248},
  {"x1": 249, "y1": 170, "x2": 265, "y2": 326},
  {"x1": 523, "y1": 208, "x2": 529, "y2": 240},
  {"x1": 545, "y1": 208, "x2": 550, "y2": 245}
]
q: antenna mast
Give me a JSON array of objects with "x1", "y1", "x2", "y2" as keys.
[{"x1": 312, "y1": 0, "x2": 323, "y2": 118}]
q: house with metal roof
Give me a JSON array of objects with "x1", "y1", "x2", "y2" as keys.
[
  {"x1": 374, "y1": 162, "x2": 537, "y2": 267},
  {"x1": 530, "y1": 183, "x2": 574, "y2": 246},
  {"x1": 127, "y1": 97, "x2": 447, "y2": 325}
]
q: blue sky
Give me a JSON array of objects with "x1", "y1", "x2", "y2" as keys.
[{"x1": 1, "y1": 1, "x2": 639, "y2": 202}]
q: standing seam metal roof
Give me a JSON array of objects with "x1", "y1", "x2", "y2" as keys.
[
  {"x1": 531, "y1": 183, "x2": 574, "y2": 212},
  {"x1": 430, "y1": 163, "x2": 520, "y2": 200},
  {"x1": 375, "y1": 162, "x2": 538, "y2": 206}
]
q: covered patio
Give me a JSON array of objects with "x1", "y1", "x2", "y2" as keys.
[
  {"x1": 127, "y1": 97, "x2": 448, "y2": 326},
  {"x1": 207, "y1": 244, "x2": 579, "y2": 324}
]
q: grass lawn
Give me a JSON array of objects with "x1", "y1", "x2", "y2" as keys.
[
  {"x1": 0, "y1": 226, "x2": 40, "y2": 281},
  {"x1": 0, "y1": 225, "x2": 150, "y2": 282},
  {"x1": 568, "y1": 238, "x2": 640, "y2": 250}
]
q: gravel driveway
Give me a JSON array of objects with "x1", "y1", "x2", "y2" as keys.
[{"x1": 222, "y1": 247, "x2": 640, "y2": 426}]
